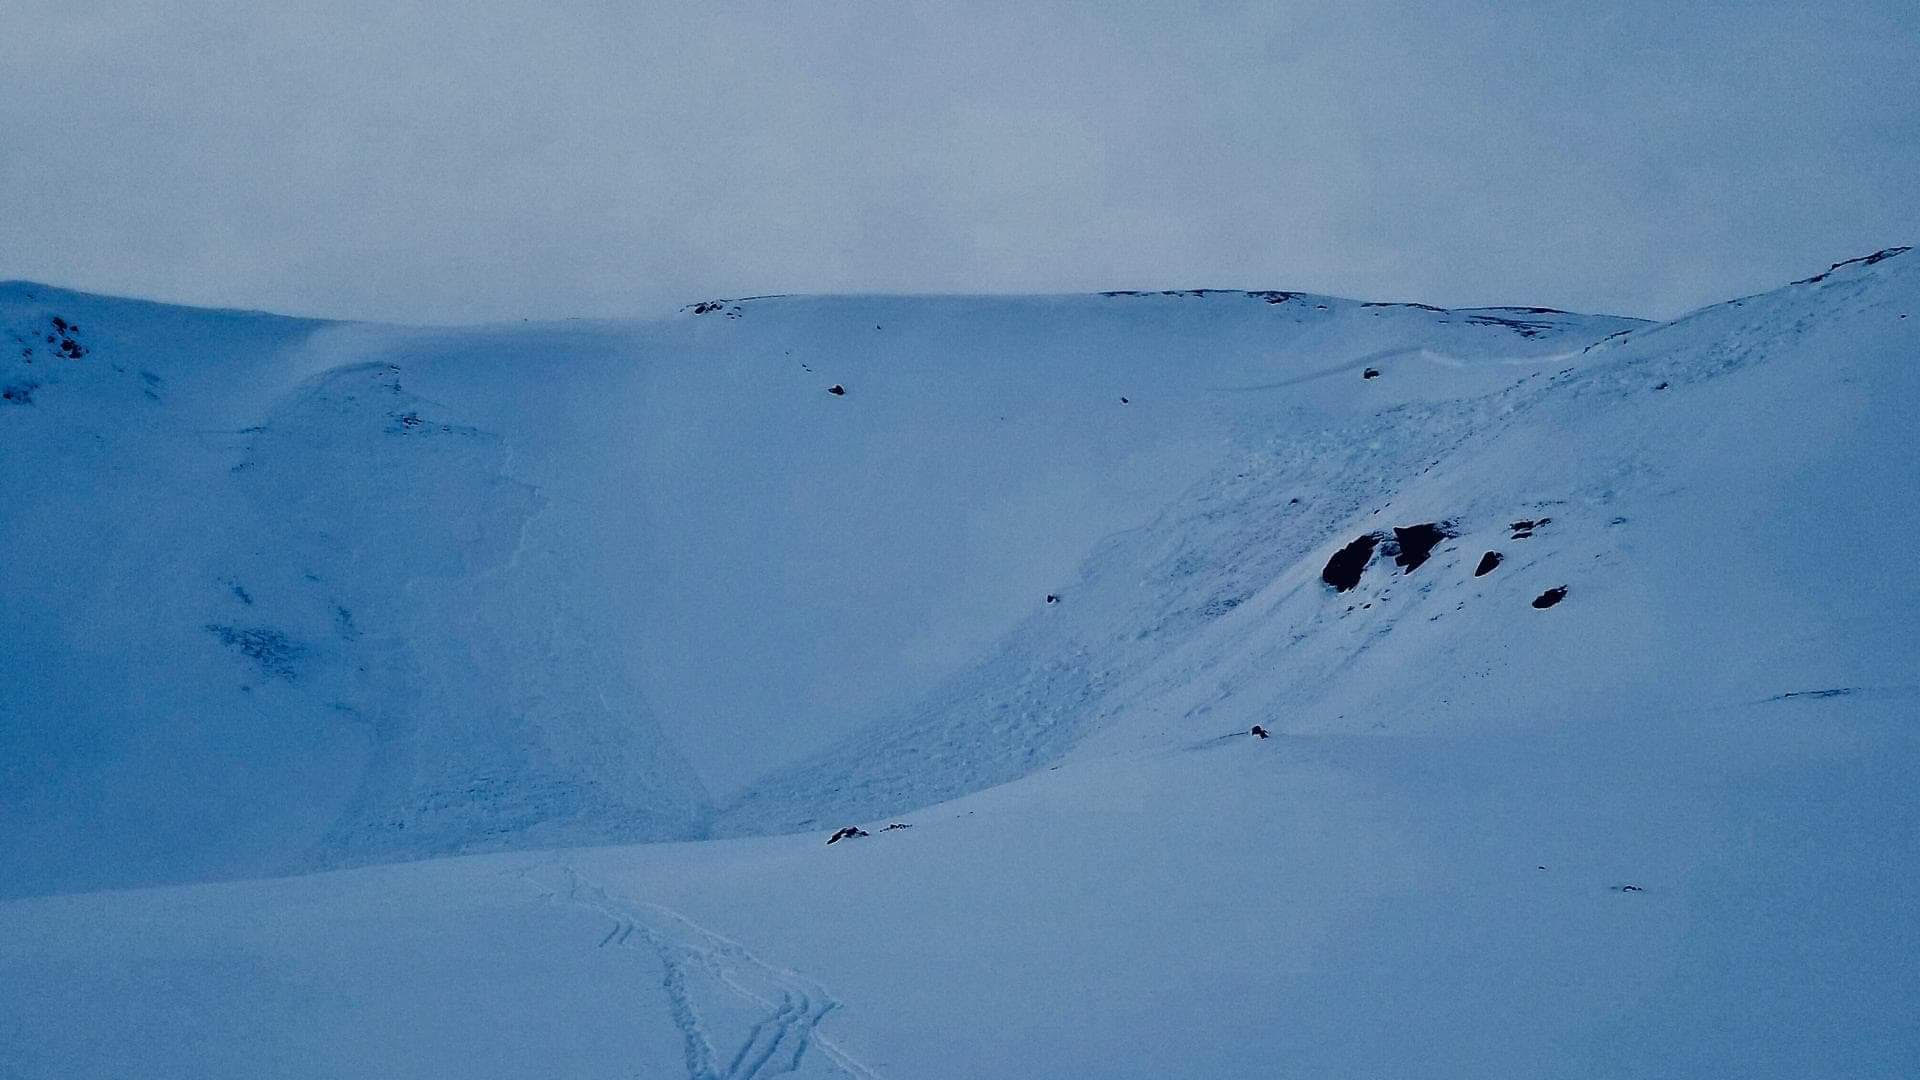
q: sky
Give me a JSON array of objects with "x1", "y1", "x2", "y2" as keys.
[{"x1": 2, "y1": 0, "x2": 1916, "y2": 324}]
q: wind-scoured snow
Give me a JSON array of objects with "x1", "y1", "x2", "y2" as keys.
[{"x1": 2, "y1": 253, "x2": 1917, "y2": 1078}]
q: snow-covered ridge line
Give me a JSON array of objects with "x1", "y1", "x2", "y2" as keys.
[{"x1": 6, "y1": 276, "x2": 1659, "y2": 329}]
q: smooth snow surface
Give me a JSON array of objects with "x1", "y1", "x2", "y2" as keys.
[{"x1": 3, "y1": 252, "x2": 1917, "y2": 1078}]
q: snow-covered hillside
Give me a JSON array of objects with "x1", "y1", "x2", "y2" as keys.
[
  {"x1": 1, "y1": 276, "x2": 1643, "y2": 895},
  {"x1": 728, "y1": 248, "x2": 1920, "y2": 836},
  {"x1": 2, "y1": 251, "x2": 1917, "y2": 1078}
]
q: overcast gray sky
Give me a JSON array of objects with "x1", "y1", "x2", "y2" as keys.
[{"x1": 3, "y1": 1, "x2": 1915, "y2": 323}]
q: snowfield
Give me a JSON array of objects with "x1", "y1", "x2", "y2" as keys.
[{"x1": 2, "y1": 251, "x2": 1916, "y2": 1078}]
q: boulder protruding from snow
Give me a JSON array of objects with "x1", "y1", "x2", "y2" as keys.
[
  {"x1": 1323, "y1": 533, "x2": 1385, "y2": 592},
  {"x1": 1324, "y1": 521, "x2": 1454, "y2": 591},
  {"x1": 1390, "y1": 522, "x2": 1454, "y2": 573}
]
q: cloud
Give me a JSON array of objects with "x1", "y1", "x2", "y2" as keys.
[{"x1": 2, "y1": 0, "x2": 1915, "y2": 322}]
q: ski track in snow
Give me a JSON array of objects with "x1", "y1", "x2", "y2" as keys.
[{"x1": 516, "y1": 864, "x2": 882, "y2": 1080}]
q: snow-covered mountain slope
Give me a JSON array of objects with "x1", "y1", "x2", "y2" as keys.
[
  {"x1": 3, "y1": 683, "x2": 1914, "y2": 1078},
  {"x1": 728, "y1": 248, "x2": 1920, "y2": 833},
  {"x1": 1, "y1": 279, "x2": 1643, "y2": 897},
  {"x1": 2, "y1": 251, "x2": 1917, "y2": 1078}
]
